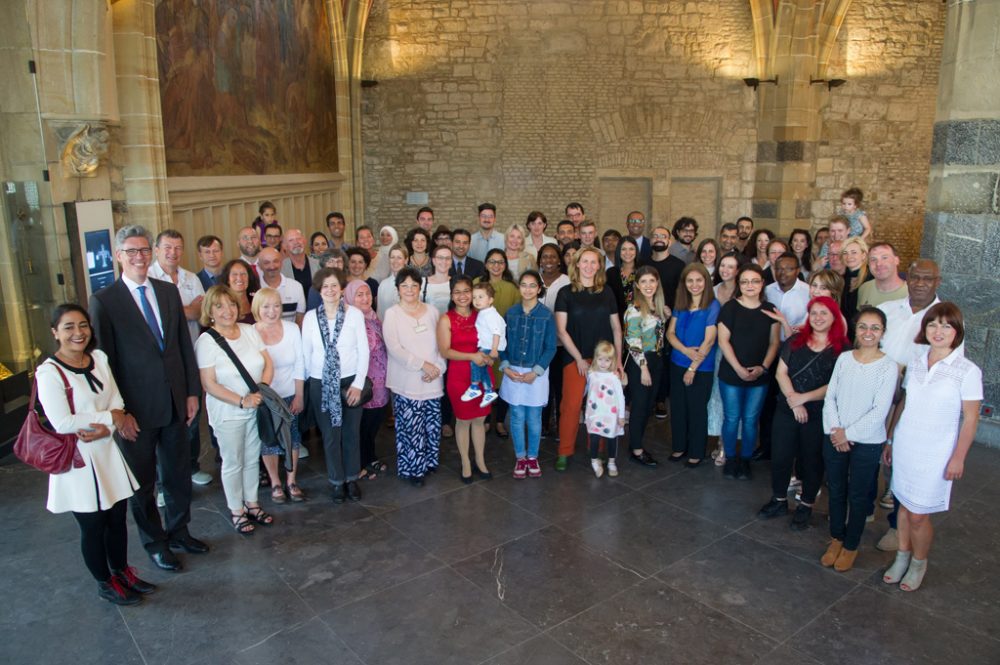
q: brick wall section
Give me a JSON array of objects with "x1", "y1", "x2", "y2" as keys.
[
  {"x1": 363, "y1": 0, "x2": 944, "y2": 264},
  {"x1": 361, "y1": 0, "x2": 757, "y2": 234},
  {"x1": 816, "y1": 0, "x2": 945, "y2": 264}
]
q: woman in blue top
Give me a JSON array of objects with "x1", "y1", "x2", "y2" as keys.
[
  {"x1": 499, "y1": 270, "x2": 557, "y2": 479},
  {"x1": 666, "y1": 263, "x2": 720, "y2": 466}
]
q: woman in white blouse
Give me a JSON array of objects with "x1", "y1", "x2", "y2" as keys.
[
  {"x1": 377, "y1": 244, "x2": 409, "y2": 320},
  {"x1": 422, "y1": 244, "x2": 454, "y2": 314},
  {"x1": 37, "y1": 304, "x2": 148, "y2": 605},
  {"x1": 253, "y1": 288, "x2": 306, "y2": 503},
  {"x1": 821, "y1": 306, "x2": 898, "y2": 572},
  {"x1": 883, "y1": 302, "x2": 982, "y2": 592},
  {"x1": 302, "y1": 268, "x2": 370, "y2": 504},
  {"x1": 196, "y1": 286, "x2": 274, "y2": 536},
  {"x1": 525, "y1": 211, "x2": 557, "y2": 258}
]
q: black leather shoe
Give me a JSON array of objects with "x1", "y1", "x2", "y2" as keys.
[
  {"x1": 149, "y1": 549, "x2": 182, "y2": 572},
  {"x1": 98, "y1": 579, "x2": 141, "y2": 605},
  {"x1": 736, "y1": 459, "x2": 753, "y2": 480},
  {"x1": 757, "y1": 498, "x2": 789, "y2": 519},
  {"x1": 723, "y1": 458, "x2": 738, "y2": 478},
  {"x1": 113, "y1": 567, "x2": 158, "y2": 594},
  {"x1": 751, "y1": 448, "x2": 770, "y2": 462},
  {"x1": 630, "y1": 450, "x2": 659, "y2": 468},
  {"x1": 332, "y1": 484, "x2": 347, "y2": 504},
  {"x1": 168, "y1": 534, "x2": 210, "y2": 554},
  {"x1": 346, "y1": 481, "x2": 362, "y2": 502},
  {"x1": 475, "y1": 466, "x2": 493, "y2": 480},
  {"x1": 409, "y1": 475, "x2": 425, "y2": 487}
]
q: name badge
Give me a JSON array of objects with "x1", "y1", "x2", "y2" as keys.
[{"x1": 413, "y1": 324, "x2": 428, "y2": 334}]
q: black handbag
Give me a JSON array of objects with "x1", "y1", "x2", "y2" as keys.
[
  {"x1": 340, "y1": 375, "x2": 374, "y2": 408},
  {"x1": 206, "y1": 329, "x2": 278, "y2": 447}
]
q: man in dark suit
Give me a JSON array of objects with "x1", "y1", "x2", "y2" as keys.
[
  {"x1": 449, "y1": 228, "x2": 485, "y2": 279},
  {"x1": 90, "y1": 225, "x2": 208, "y2": 572},
  {"x1": 625, "y1": 211, "x2": 652, "y2": 263}
]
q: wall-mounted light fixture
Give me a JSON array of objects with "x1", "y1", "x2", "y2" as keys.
[
  {"x1": 743, "y1": 76, "x2": 779, "y2": 90},
  {"x1": 809, "y1": 78, "x2": 846, "y2": 90}
]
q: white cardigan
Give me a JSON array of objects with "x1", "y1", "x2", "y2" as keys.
[
  {"x1": 36, "y1": 351, "x2": 138, "y2": 513},
  {"x1": 301, "y1": 304, "x2": 370, "y2": 388}
]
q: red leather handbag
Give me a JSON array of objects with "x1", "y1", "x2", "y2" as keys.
[{"x1": 13, "y1": 364, "x2": 85, "y2": 474}]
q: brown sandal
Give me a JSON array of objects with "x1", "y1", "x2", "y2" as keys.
[
  {"x1": 271, "y1": 485, "x2": 287, "y2": 504},
  {"x1": 287, "y1": 483, "x2": 306, "y2": 502}
]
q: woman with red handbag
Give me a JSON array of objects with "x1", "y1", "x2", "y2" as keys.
[{"x1": 36, "y1": 304, "x2": 152, "y2": 605}]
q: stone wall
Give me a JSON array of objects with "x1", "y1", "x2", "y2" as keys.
[
  {"x1": 362, "y1": 0, "x2": 946, "y2": 266},
  {"x1": 361, "y1": 0, "x2": 758, "y2": 235},
  {"x1": 816, "y1": 0, "x2": 945, "y2": 262}
]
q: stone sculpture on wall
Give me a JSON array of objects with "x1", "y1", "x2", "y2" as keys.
[{"x1": 57, "y1": 123, "x2": 110, "y2": 177}]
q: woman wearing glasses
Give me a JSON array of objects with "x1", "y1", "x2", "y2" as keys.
[{"x1": 716, "y1": 263, "x2": 780, "y2": 480}]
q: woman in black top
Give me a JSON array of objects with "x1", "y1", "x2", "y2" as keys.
[
  {"x1": 605, "y1": 236, "x2": 641, "y2": 319},
  {"x1": 554, "y1": 247, "x2": 622, "y2": 471},
  {"x1": 758, "y1": 296, "x2": 848, "y2": 529},
  {"x1": 716, "y1": 263, "x2": 781, "y2": 480}
]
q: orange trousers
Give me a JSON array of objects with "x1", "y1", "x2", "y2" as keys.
[{"x1": 558, "y1": 359, "x2": 590, "y2": 456}]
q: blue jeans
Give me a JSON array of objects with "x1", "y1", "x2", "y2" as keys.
[
  {"x1": 509, "y1": 404, "x2": 542, "y2": 458},
  {"x1": 719, "y1": 380, "x2": 768, "y2": 459},
  {"x1": 823, "y1": 438, "x2": 883, "y2": 550},
  {"x1": 470, "y1": 349, "x2": 494, "y2": 392}
]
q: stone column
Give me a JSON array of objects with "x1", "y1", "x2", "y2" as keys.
[
  {"x1": 111, "y1": 0, "x2": 171, "y2": 233},
  {"x1": 924, "y1": 0, "x2": 1000, "y2": 439}
]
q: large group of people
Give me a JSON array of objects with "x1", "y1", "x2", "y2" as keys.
[{"x1": 33, "y1": 190, "x2": 981, "y2": 606}]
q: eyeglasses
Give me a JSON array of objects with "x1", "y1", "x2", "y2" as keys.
[
  {"x1": 486, "y1": 259, "x2": 505, "y2": 266},
  {"x1": 738, "y1": 278, "x2": 763, "y2": 286},
  {"x1": 120, "y1": 248, "x2": 153, "y2": 257},
  {"x1": 856, "y1": 324, "x2": 883, "y2": 332}
]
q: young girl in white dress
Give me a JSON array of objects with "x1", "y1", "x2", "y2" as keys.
[{"x1": 585, "y1": 341, "x2": 626, "y2": 478}]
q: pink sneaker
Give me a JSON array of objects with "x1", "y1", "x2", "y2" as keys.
[
  {"x1": 526, "y1": 457, "x2": 542, "y2": 478},
  {"x1": 513, "y1": 458, "x2": 528, "y2": 479}
]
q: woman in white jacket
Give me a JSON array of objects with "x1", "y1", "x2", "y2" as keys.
[{"x1": 37, "y1": 304, "x2": 150, "y2": 606}]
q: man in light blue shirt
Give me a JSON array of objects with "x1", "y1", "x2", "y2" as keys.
[{"x1": 468, "y1": 202, "x2": 505, "y2": 262}]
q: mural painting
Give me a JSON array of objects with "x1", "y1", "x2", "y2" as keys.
[{"x1": 156, "y1": 0, "x2": 338, "y2": 176}]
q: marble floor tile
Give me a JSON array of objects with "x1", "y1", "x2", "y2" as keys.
[
  {"x1": 482, "y1": 634, "x2": 589, "y2": 665},
  {"x1": 0, "y1": 605, "x2": 144, "y2": 665},
  {"x1": 322, "y1": 567, "x2": 537, "y2": 665},
  {"x1": 233, "y1": 616, "x2": 364, "y2": 665},
  {"x1": 121, "y1": 560, "x2": 314, "y2": 665},
  {"x1": 381, "y1": 484, "x2": 546, "y2": 563},
  {"x1": 452, "y1": 525, "x2": 642, "y2": 628},
  {"x1": 271, "y1": 516, "x2": 442, "y2": 612},
  {"x1": 576, "y1": 493, "x2": 731, "y2": 576},
  {"x1": 640, "y1": 461, "x2": 774, "y2": 529},
  {"x1": 660, "y1": 532, "x2": 856, "y2": 641},
  {"x1": 792, "y1": 585, "x2": 1000, "y2": 665},
  {"x1": 549, "y1": 579, "x2": 777, "y2": 664}
]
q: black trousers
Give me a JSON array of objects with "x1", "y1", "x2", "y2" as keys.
[
  {"x1": 824, "y1": 437, "x2": 882, "y2": 550},
  {"x1": 589, "y1": 434, "x2": 618, "y2": 459},
  {"x1": 668, "y1": 363, "x2": 713, "y2": 459},
  {"x1": 116, "y1": 414, "x2": 192, "y2": 553},
  {"x1": 309, "y1": 378, "x2": 363, "y2": 486},
  {"x1": 360, "y1": 405, "x2": 387, "y2": 469},
  {"x1": 73, "y1": 499, "x2": 129, "y2": 582},
  {"x1": 769, "y1": 407, "x2": 824, "y2": 504},
  {"x1": 625, "y1": 351, "x2": 663, "y2": 452},
  {"x1": 655, "y1": 348, "x2": 671, "y2": 404}
]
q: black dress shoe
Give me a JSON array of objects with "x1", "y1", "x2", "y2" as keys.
[
  {"x1": 346, "y1": 481, "x2": 362, "y2": 502},
  {"x1": 630, "y1": 450, "x2": 659, "y2": 467},
  {"x1": 723, "y1": 458, "x2": 738, "y2": 478},
  {"x1": 168, "y1": 534, "x2": 210, "y2": 554},
  {"x1": 332, "y1": 484, "x2": 347, "y2": 504},
  {"x1": 475, "y1": 466, "x2": 493, "y2": 480},
  {"x1": 149, "y1": 549, "x2": 182, "y2": 572},
  {"x1": 409, "y1": 475, "x2": 425, "y2": 487},
  {"x1": 736, "y1": 459, "x2": 753, "y2": 480},
  {"x1": 461, "y1": 474, "x2": 474, "y2": 485},
  {"x1": 98, "y1": 579, "x2": 141, "y2": 605},
  {"x1": 113, "y1": 567, "x2": 157, "y2": 594},
  {"x1": 757, "y1": 498, "x2": 789, "y2": 519}
]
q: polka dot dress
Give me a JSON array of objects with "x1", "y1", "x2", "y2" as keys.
[{"x1": 585, "y1": 371, "x2": 626, "y2": 437}]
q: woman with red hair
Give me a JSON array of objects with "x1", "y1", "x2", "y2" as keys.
[{"x1": 758, "y1": 296, "x2": 848, "y2": 530}]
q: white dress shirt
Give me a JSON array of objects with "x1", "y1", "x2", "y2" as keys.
[
  {"x1": 148, "y1": 262, "x2": 205, "y2": 343},
  {"x1": 121, "y1": 274, "x2": 163, "y2": 334},
  {"x1": 764, "y1": 279, "x2": 811, "y2": 341}
]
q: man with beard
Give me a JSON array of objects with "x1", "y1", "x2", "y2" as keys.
[
  {"x1": 280, "y1": 228, "x2": 319, "y2": 296},
  {"x1": 736, "y1": 216, "x2": 754, "y2": 252},
  {"x1": 669, "y1": 217, "x2": 698, "y2": 264},
  {"x1": 237, "y1": 226, "x2": 261, "y2": 275},
  {"x1": 859, "y1": 242, "x2": 907, "y2": 307},
  {"x1": 556, "y1": 220, "x2": 577, "y2": 247},
  {"x1": 648, "y1": 226, "x2": 685, "y2": 419}
]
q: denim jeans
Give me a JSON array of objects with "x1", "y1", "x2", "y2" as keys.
[
  {"x1": 718, "y1": 380, "x2": 768, "y2": 459},
  {"x1": 509, "y1": 404, "x2": 542, "y2": 458},
  {"x1": 823, "y1": 437, "x2": 883, "y2": 550}
]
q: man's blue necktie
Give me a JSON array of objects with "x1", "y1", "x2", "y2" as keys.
[{"x1": 137, "y1": 285, "x2": 164, "y2": 351}]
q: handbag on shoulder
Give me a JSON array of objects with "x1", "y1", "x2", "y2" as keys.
[
  {"x1": 206, "y1": 329, "x2": 278, "y2": 447},
  {"x1": 14, "y1": 364, "x2": 85, "y2": 474}
]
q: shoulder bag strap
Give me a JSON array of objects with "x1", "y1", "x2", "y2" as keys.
[
  {"x1": 206, "y1": 328, "x2": 259, "y2": 394},
  {"x1": 30, "y1": 361, "x2": 75, "y2": 413}
]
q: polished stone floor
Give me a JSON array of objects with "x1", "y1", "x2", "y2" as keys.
[{"x1": 3, "y1": 417, "x2": 999, "y2": 665}]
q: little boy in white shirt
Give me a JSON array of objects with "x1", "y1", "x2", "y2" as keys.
[{"x1": 461, "y1": 282, "x2": 506, "y2": 407}]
